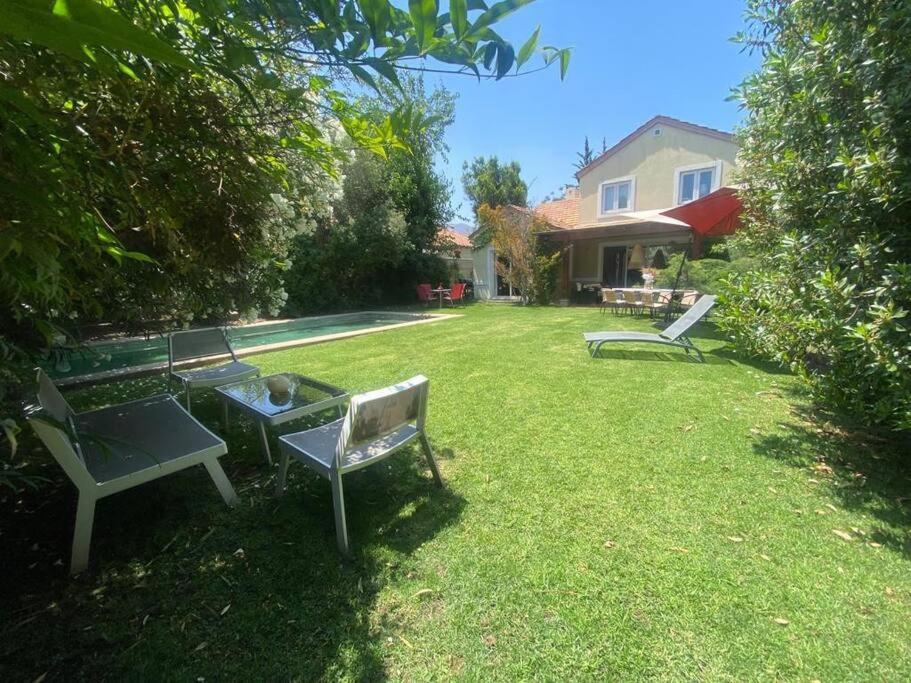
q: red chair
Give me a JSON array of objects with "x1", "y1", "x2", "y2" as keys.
[
  {"x1": 416, "y1": 283, "x2": 433, "y2": 305},
  {"x1": 444, "y1": 283, "x2": 466, "y2": 307}
]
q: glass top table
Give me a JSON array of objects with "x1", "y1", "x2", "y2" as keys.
[{"x1": 216, "y1": 373, "x2": 348, "y2": 465}]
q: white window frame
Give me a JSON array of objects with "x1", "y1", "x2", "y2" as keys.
[
  {"x1": 597, "y1": 175, "x2": 636, "y2": 217},
  {"x1": 673, "y1": 160, "x2": 722, "y2": 206}
]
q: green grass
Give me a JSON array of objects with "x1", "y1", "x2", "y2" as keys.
[{"x1": 2, "y1": 304, "x2": 909, "y2": 680}]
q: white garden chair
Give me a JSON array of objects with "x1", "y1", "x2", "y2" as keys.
[
  {"x1": 28, "y1": 369, "x2": 238, "y2": 574},
  {"x1": 168, "y1": 326, "x2": 259, "y2": 414},
  {"x1": 275, "y1": 375, "x2": 443, "y2": 555}
]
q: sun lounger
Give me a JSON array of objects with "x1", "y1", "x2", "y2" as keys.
[{"x1": 583, "y1": 295, "x2": 716, "y2": 362}]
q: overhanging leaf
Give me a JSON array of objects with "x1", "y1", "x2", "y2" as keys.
[
  {"x1": 408, "y1": 0, "x2": 438, "y2": 53},
  {"x1": 0, "y1": 0, "x2": 192, "y2": 68},
  {"x1": 466, "y1": 0, "x2": 533, "y2": 40},
  {"x1": 356, "y1": 0, "x2": 391, "y2": 46},
  {"x1": 450, "y1": 0, "x2": 468, "y2": 40},
  {"x1": 559, "y1": 47, "x2": 571, "y2": 80},
  {"x1": 516, "y1": 24, "x2": 539, "y2": 69}
]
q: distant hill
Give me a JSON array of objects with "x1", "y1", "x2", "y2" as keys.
[{"x1": 448, "y1": 222, "x2": 475, "y2": 237}]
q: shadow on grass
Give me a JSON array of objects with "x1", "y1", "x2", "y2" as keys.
[
  {"x1": 751, "y1": 407, "x2": 911, "y2": 559},
  {"x1": 590, "y1": 348, "x2": 727, "y2": 364},
  {"x1": 708, "y1": 347, "x2": 793, "y2": 375},
  {"x1": 1, "y1": 382, "x2": 465, "y2": 680}
]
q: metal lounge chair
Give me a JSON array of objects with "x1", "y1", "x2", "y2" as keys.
[
  {"x1": 27, "y1": 369, "x2": 238, "y2": 574},
  {"x1": 275, "y1": 375, "x2": 443, "y2": 555},
  {"x1": 168, "y1": 326, "x2": 259, "y2": 413},
  {"x1": 583, "y1": 295, "x2": 717, "y2": 362}
]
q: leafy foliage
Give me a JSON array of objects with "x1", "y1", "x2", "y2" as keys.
[
  {"x1": 0, "y1": 0, "x2": 569, "y2": 483},
  {"x1": 720, "y1": 0, "x2": 911, "y2": 432},
  {"x1": 477, "y1": 203, "x2": 557, "y2": 304},
  {"x1": 461, "y1": 155, "x2": 528, "y2": 222},
  {"x1": 284, "y1": 77, "x2": 455, "y2": 313},
  {"x1": 574, "y1": 135, "x2": 594, "y2": 170},
  {"x1": 655, "y1": 254, "x2": 757, "y2": 295}
]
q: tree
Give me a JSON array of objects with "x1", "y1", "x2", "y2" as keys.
[
  {"x1": 719, "y1": 0, "x2": 911, "y2": 433},
  {"x1": 477, "y1": 204, "x2": 558, "y2": 304},
  {"x1": 574, "y1": 136, "x2": 594, "y2": 170},
  {"x1": 461, "y1": 156, "x2": 528, "y2": 219},
  {"x1": 0, "y1": 0, "x2": 571, "y2": 483},
  {"x1": 284, "y1": 77, "x2": 455, "y2": 313}
]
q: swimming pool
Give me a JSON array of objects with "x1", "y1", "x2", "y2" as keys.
[{"x1": 50, "y1": 311, "x2": 451, "y2": 384}]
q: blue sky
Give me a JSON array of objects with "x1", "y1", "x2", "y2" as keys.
[{"x1": 430, "y1": 0, "x2": 761, "y2": 227}]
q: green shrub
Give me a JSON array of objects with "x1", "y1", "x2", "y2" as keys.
[
  {"x1": 655, "y1": 255, "x2": 757, "y2": 295},
  {"x1": 720, "y1": 0, "x2": 911, "y2": 433}
]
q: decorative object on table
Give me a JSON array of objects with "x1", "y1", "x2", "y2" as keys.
[
  {"x1": 642, "y1": 269, "x2": 655, "y2": 289},
  {"x1": 266, "y1": 374, "x2": 292, "y2": 397}
]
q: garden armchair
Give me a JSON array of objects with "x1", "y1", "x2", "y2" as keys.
[
  {"x1": 416, "y1": 283, "x2": 433, "y2": 305},
  {"x1": 444, "y1": 283, "x2": 466, "y2": 307},
  {"x1": 275, "y1": 375, "x2": 443, "y2": 555},
  {"x1": 168, "y1": 326, "x2": 259, "y2": 413},
  {"x1": 27, "y1": 369, "x2": 238, "y2": 574}
]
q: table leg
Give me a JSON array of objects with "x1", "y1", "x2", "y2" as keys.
[
  {"x1": 222, "y1": 398, "x2": 229, "y2": 432},
  {"x1": 258, "y1": 421, "x2": 273, "y2": 466}
]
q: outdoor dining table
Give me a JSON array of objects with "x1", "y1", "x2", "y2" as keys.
[{"x1": 430, "y1": 287, "x2": 451, "y2": 309}]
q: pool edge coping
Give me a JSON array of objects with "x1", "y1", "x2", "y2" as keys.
[{"x1": 55, "y1": 311, "x2": 461, "y2": 387}]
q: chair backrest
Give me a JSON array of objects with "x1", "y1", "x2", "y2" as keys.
[
  {"x1": 336, "y1": 375, "x2": 429, "y2": 467},
  {"x1": 169, "y1": 327, "x2": 235, "y2": 364},
  {"x1": 416, "y1": 284, "x2": 432, "y2": 302},
  {"x1": 641, "y1": 291, "x2": 656, "y2": 306},
  {"x1": 29, "y1": 369, "x2": 93, "y2": 487},
  {"x1": 602, "y1": 289, "x2": 618, "y2": 304},
  {"x1": 450, "y1": 283, "x2": 466, "y2": 300},
  {"x1": 680, "y1": 291, "x2": 698, "y2": 307},
  {"x1": 660, "y1": 294, "x2": 716, "y2": 341}
]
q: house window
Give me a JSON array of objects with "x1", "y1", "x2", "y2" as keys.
[
  {"x1": 675, "y1": 162, "x2": 721, "y2": 204},
  {"x1": 599, "y1": 177, "x2": 634, "y2": 215}
]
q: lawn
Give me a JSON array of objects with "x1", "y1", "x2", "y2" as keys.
[{"x1": 2, "y1": 304, "x2": 909, "y2": 680}]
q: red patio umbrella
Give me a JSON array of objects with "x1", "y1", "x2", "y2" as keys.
[
  {"x1": 660, "y1": 185, "x2": 742, "y2": 237},
  {"x1": 657, "y1": 186, "x2": 743, "y2": 321}
]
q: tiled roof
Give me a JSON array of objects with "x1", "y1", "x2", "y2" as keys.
[
  {"x1": 436, "y1": 226, "x2": 472, "y2": 249},
  {"x1": 576, "y1": 115, "x2": 735, "y2": 179},
  {"x1": 533, "y1": 196, "x2": 579, "y2": 229}
]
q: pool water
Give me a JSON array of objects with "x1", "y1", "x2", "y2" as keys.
[{"x1": 50, "y1": 312, "x2": 429, "y2": 380}]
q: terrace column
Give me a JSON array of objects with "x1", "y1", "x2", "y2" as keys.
[{"x1": 558, "y1": 242, "x2": 572, "y2": 306}]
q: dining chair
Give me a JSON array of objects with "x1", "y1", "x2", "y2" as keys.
[{"x1": 620, "y1": 290, "x2": 644, "y2": 317}]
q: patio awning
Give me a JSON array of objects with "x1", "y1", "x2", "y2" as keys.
[
  {"x1": 540, "y1": 209, "x2": 690, "y2": 242},
  {"x1": 660, "y1": 186, "x2": 742, "y2": 237}
]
